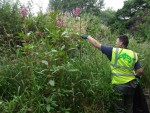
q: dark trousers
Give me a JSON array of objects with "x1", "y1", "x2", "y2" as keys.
[
  {"x1": 113, "y1": 82, "x2": 149, "y2": 113},
  {"x1": 115, "y1": 94, "x2": 133, "y2": 113},
  {"x1": 114, "y1": 83, "x2": 135, "y2": 113},
  {"x1": 133, "y1": 85, "x2": 149, "y2": 113}
]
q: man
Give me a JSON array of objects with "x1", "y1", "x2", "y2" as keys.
[{"x1": 81, "y1": 35, "x2": 149, "y2": 113}]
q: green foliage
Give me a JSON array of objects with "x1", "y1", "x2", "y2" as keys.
[
  {"x1": 85, "y1": 14, "x2": 112, "y2": 40},
  {"x1": 0, "y1": 1, "x2": 21, "y2": 35},
  {"x1": 0, "y1": 1, "x2": 22, "y2": 56},
  {"x1": 134, "y1": 0, "x2": 150, "y2": 40},
  {"x1": 49, "y1": 0, "x2": 104, "y2": 15},
  {"x1": 100, "y1": 8, "x2": 116, "y2": 25},
  {"x1": 128, "y1": 38, "x2": 150, "y2": 86},
  {"x1": 110, "y1": 0, "x2": 150, "y2": 40}
]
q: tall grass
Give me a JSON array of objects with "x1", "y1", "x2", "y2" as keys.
[{"x1": 1, "y1": 35, "x2": 150, "y2": 112}]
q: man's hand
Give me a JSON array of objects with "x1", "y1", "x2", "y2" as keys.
[
  {"x1": 81, "y1": 34, "x2": 88, "y2": 39},
  {"x1": 135, "y1": 68, "x2": 143, "y2": 76}
]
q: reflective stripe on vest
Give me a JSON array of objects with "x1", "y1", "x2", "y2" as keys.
[
  {"x1": 112, "y1": 73, "x2": 135, "y2": 76},
  {"x1": 110, "y1": 48, "x2": 138, "y2": 84}
]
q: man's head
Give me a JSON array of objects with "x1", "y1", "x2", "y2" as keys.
[{"x1": 116, "y1": 35, "x2": 129, "y2": 48}]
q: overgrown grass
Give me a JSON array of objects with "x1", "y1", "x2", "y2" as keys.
[{"x1": 0, "y1": 36, "x2": 149, "y2": 113}]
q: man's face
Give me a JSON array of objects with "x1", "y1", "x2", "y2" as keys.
[{"x1": 116, "y1": 38, "x2": 123, "y2": 47}]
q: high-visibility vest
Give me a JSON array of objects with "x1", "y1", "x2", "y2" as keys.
[{"x1": 110, "y1": 48, "x2": 138, "y2": 85}]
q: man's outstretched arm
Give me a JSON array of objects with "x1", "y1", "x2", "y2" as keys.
[{"x1": 81, "y1": 35, "x2": 102, "y2": 49}]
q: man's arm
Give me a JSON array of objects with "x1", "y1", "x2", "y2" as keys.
[
  {"x1": 81, "y1": 35, "x2": 102, "y2": 49},
  {"x1": 135, "y1": 61, "x2": 144, "y2": 77},
  {"x1": 81, "y1": 35, "x2": 113, "y2": 60},
  {"x1": 135, "y1": 68, "x2": 144, "y2": 75},
  {"x1": 87, "y1": 36, "x2": 102, "y2": 49}
]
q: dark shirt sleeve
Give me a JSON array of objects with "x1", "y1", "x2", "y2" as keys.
[
  {"x1": 100, "y1": 45, "x2": 113, "y2": 61},
  {"x1": 134, "y1": 61, "x2": 141, "y2": 69}
]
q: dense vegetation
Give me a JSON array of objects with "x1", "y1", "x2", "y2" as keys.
[{"x1": 0, "y1": 0, "x2": 150, "y2": 112}]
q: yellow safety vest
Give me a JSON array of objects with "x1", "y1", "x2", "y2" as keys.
[{"x1": 110, "y1": 48, "x2": 138, "y2": 85}]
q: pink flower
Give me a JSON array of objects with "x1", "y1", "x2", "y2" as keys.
[
  {"x1": 56, "y1": 17, "x2": 66, "y2": 28},
  {"x1": 56, "y1": 17, "x2": 59, "y2": 21},
  {"x1": 61, "y1": 17, "x2": 65, "y2": 22},
  {"x1": 57, "y1": 20, "x2": 61, "y2": 27},
  {"x1": 73, "y1": 7, "x2": 81, "y2": 17},
  {"x1": 20, "y1": 7, "x2": 28, "y2": 19}
]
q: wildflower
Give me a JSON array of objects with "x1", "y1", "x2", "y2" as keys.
[
  {"x1": 20, "y1": 7, "x2": 28, "y2": 20},
  {"x1": 61, "y1": 17, "x2": 65, "y2": 22},
  {"x1": 56, "y1": 17, "x2": 59, "y2": 21},
  {"x1": 56, "y1": 16, "x2": 66, "y2": 28},
  {"x1": 72, "y1": 7, "x2": 81, "y2": 17},
  {"x1": 57, "y1": 20, "x2": 61, "y2": 27}
]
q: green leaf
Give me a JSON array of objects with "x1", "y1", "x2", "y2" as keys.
[
  {"x1": 49, "y1": 80, "x2": 55, "y2": 86},
  {"x1": 68, "y1": 69, "x2": 79, "y2": 72},
  {"x1": 41, "y1": 60, "x2": 48, "y2": 66},
  {"x1": 28, "y1": 44, "x2": 34, "y2": 49},
  {"x1": 46, "y1": 104, "x2": 51, "y2": 112},
  {"x1": 65, "y1": 111, "x2": 70, "y2": 113},
  {"x1": 61, "y1": 45, "x2": 65, "y2": 50},
  {"x1": 51, "y1": 49, "x2": 57, "y2": 53},
  {"x1": 61, "y1": 31, "x2": 68, "y2": 36}
]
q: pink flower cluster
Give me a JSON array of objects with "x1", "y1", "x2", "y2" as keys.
[
  {"x1": 20, "y1": 7, "x2": 28, "y2": 20},
  {"x1": 56, "y1": 17, "x2": 66, "y2": 28},
  {"x1": 72, "y1": 7, "x2": 81, "y2": 17}
]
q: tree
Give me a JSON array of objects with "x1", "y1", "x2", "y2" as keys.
[
  {"x1": 111, "y1": 0, "x2": 150, "y2": 39},
  {"x1": 100, "y1": 8, "x2": 116, "y2": 25},
  {"x1": 0, "y1": 1, "x2": 21, "y2": 35},
  {"x1": 49, "y1": 0, "x2": 104, "y2": 15}
]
